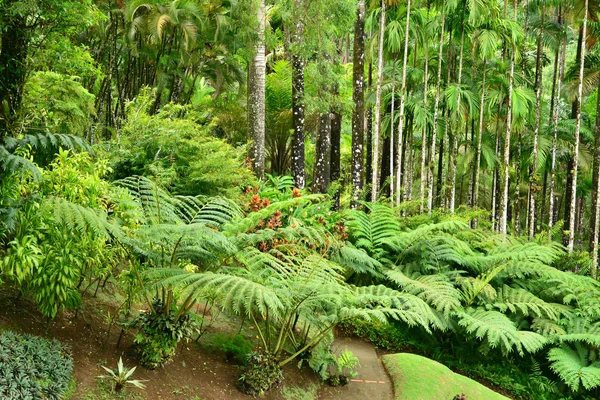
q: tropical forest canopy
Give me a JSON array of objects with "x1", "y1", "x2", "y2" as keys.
[{"x1": 4, "y1": 0, "x2": 600, "y2": 399}]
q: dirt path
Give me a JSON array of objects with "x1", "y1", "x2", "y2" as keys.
[{"x1": 319, "y1": 337, "x2": 393, "y2": 400}]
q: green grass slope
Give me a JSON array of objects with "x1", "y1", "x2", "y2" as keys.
[{"x1": 382, "y1": 353, "x2": 510, "y2": 400}]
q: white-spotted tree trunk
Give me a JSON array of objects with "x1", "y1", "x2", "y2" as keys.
[
  {"x1": 351, "y1": 0, "x2": 366, "y2": 206},
  {"x1": 247, "y1": 0, "x2": 266, "y2": 179}
]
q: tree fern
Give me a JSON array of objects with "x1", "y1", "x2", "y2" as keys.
[{"x1": 548, "y1": 345, "x2": 600, "y2": 392}]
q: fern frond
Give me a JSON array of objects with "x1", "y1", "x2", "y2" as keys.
[
  {"x1": 458, "y1": 308, "x2": 547, "y2": 355},
  {"x1": 175, "y1": 196, "x2": 242, "y2": 227},
  {"x1": 385, "y1": 270, "x2": 462, "y2": 317},
  {"x1": 494, "y1": 286, "x2": 570, "y2": 321},
  {"x1": 352, "y1": 285, "x2": 439, "y2": 331},
  {"x1": 4, "y1": 133, "x2": 90, "y2": 153},
  {"x1": 45, "y1": 197, "x2": 121, "y2": 240},
  {"x1": 145, "y1": 269, "x2": 285, "y2": 318},
  {"x1": 0, "y1": 146, "x2": 42, "y2": 180},
  {"x1": 113, "y1": 175, "x2": 182, "y2": 224},
  {"x1": 548, "y1": 345, "x2": 600, "y2": 391},
  {"x1": 329, "y1": 244, "x2": 383, "y2": 277}
]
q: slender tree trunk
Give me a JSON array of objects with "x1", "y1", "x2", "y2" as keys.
[
  {"x1": 291, "y1": 4, "x2": 306, "y2": 189},
  {"x1": 313, "y1": 112, "x2": 331, "y2": 193},
  {"x1": 372, "y1": 0, "x2": 386, "y2": 201},
  {"x1": 448, "y1": 8, "x2": 465, "y2": 214},
  {"x1": 247, "y1": 0, "x2": 267, "y2": 179},
  {"x1": 592, "y1": 79, "x2": 600, "y2": 275},
  {"x1": 591, "y1": 79, "x2": 600, "y2": 253},
  {"x1": 472, "y1": 60, "x2": 486, "y2": 227},
  {"x1": 419, "y1": 28, "x2": 429, "y2": 213},
  {"x1": 499, "y1": 0, "x2": 517, "y2": 234},
  {"x1": 395, "y1": 0, "x2": 411, "y2": 206},
  {"x1": 366, "y1": 64, "x2": 373, "y2": 197},
  {"x1": 568, "y1": 1, "x2": 588, "y2": 251},
  {"x1": 563, "y1": 27, "x2": 583, "y2": 242},
  {"x1": 330, "y1": 109, "x2": 342, "y2": 209},
  {"x1": 351, "y1": 0, "x2": 366, "y2": 206},
  {"x1": 528, "y1": 1, "x2": 544, "y2": 237},
  {"x1": 436, "y1": 121, "x2": 445, "y2": 207},
  {"x1": 549, "y1": 14, "x2": 566, "y2": 233},
  {"x1": 428, "y1": 9, "x2": 445, "y2": 214},
  {"x1": 390, "y1": 83, "x2": 396, "y2": 203}
]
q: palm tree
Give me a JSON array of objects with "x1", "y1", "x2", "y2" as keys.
[
  {"x1": 448, "y1": 2, "x2": 467, "y2": 214},
  {"x1": 428, "y1": 5, "x2": 446, "y2": 214},
  {"x1": 527, "y1": 0, "x2": 545, "y2": 237},
  {"x1": 568, "y1": 0, "x2": 589, "y2": 251},
  {"x1": 419, "y1": 9, "x2": 431, "y2": 213},
  {"x1": 352, "y1": 0, "x2": 367, "y2": 206},
  {"x1": 372, "y1": 0, "x2": 386, "y2": 202},
  {"x1": 395, "y1": 0, "x2": 412, "y2": 206},
  {"x1": 248, "y1": 0, "x2": 267, "y2": 179},
  {"x1": 549, "y1": 9, "x2": 567, "y2": 233},
  {"x1": 498, "y1": 0, "x2": 518, "y2": 234},
  {"x1": 472, "y1": 24, "x2": 501, "y2": 221}
]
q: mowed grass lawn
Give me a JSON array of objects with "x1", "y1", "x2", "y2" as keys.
[{"x1": 382, "y1": 353, "x2": 510, "y2": 400}]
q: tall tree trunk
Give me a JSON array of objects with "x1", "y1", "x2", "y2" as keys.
[
  {"x1": 247, "y1": 0, "x2": 267, "y2": 179},
  {"x1": 549, "y1": 12, "x2": 566, "y2": 233},
  {"x1": 563, "y1": 27, "x2": 583, "y2": 241},
  {"x1": 291, "y1": 3, "x2": 306, "y2": 189},
  {"x1": 592, "y1": 77, "x2": 600, "y2": 275},
  {"x1": 472, "y1": 60, "x2": 486, "y2": 227},
  {"x1": 568, "y1": 1, "x2": 588, "y2": 251},
  {"x1": 389, "y1": 83, "x2": 396, "y2": 202},
  {"x1": 591, "y1": 76, "x2": 600, "y2": 253},
  {"x1": 428, "y1": 9, "x2": 445, "y2": 214},
  {"x1": 448, "y1": 14, "x2": 465, "y2": 214},
  {"x1": 366, "y1": 64, "x2": 373, "y2": 197},
  {"x1": 0, "y1": 14, "x2": 28, "y2": 136},
  {"x1": 528, "y1": 0, "x2": 544, "y2": 237},
  {"x1": 330, "y1": 109, "x2": 342, "y2": 209},
  {"x1": 372, "y1": 0, "x2": 386, "y2": 201},
  {"x1": 419, "y1": 27, "x2": 429, "y2": 213},
  {"x1": 313, "y1": 112, "x2": 331, "y2": 193},
  {"x1": 351, "y1": 0, "x2": 366, "y2": 206},
  {"x1": 395, "y1": 0, "x2": 412, "y2": 206},
  {"x1": 436, "y1": 120, "x2": 445, "y2": 207},
  {"x1": 498, "y1": 0, "x2": 517, "y2": 234}
]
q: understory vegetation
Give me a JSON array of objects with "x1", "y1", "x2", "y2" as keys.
[{"x1": 0, "y1": 331, "x2": 74, "y2": 399}]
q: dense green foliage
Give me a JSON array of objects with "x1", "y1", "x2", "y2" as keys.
[
  {"x1": 5, "y1": 0, "x2": 600, "y2": 398},
  {"x1": 0, "y1": 331, "x2": 74, "y2": 400}
]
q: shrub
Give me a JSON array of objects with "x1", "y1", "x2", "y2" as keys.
[
  {"x1": 133, "y1": 298, "x2": 197, "y2": 369},
  {"x1": 237, "y1": 351, "x2": 284, "y2": 396},
  {"x1": 108, "y1": 97, "x2": 256, "y2": 197},
  {"x1": 0, "y1": 331, "x2": 73, "y2": 400},
  {"x1": 208, "y1": 334, "x2": 253, "y2": 365}
]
